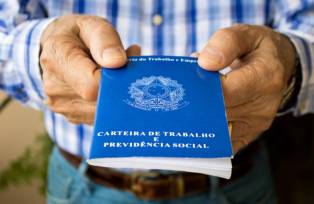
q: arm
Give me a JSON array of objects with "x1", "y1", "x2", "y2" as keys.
[
  {"x1": 196, "y1": 1, "x2": 314, "y2": 153},
  {"x1": 0, "y1": 0, "x2": 54, "y2": 110},
  {"x1": 0, "y1": 1, "x2": 132, "y2": 125},
  {"x1": 273, "y1": 0, "x2": 314, "y2": 116},
  {"x1": 197, "y1": 24, "x2": 296, "y2": 153}
]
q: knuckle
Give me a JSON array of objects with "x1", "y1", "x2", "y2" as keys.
[
  {"x1": 256, "y1": 57, "x2": 285, "y2": 92},
  {"x1": 62, "y1": 46, "x2": 87, "y2": 70},
  {"x1": 51, "y1": 105, "x2": 67, "y2": 115},
  {"x1": 225, "y1": 69, "x2": 253, "y2": 93},
  {"x1": 47, "y1": 34, "x2": 82, "y2": 57},
  {"x1": 232, "y1": 136, "x2": 250, "y2": 149},
  {"x1": 46, "y1": 98, "x2": 69, "y2": 115},
  {"x1": 69, "y1": 99, "x2": 82, "y2": 107},
  {"x1": 77, "y1": 76, "x2": 100, "y2": 101},
  {"x1": 245, "y1": 61, "x2": 259, "y2": 78},
  {"x1": 39, "y1": 51, "x2": 51, "y2": 69},
  {"x1": 239, "y1": 137, "x2": 250, "y2": 146},
  {"x1": 214, "y1": 28, "x2": 239, "y2": 44},
  {"x1": 39, "y1": 57, "x2": 50, "y2": 71},
  {"x1": 59, "y1": 14, "x2": 80, "y2": 23},
  {"x1": 42, "y1": 35, "x2": 80, "y2": 69},
  {"x1": 42, "y1": 73, "x2": 61, "y2": 97},
  {"x1": 42, "y1": 75, "x2": 55, "y2": 95},
  {"x1": 68, "y1": 118, "x2": 81, "y2": 125},
  {"x1": 43, "y1": 82, "x2": 54, "y2": 96},
  {"x1": 80, "y1": 86, "x2": 98, "y2": 101},
  {"x1": 42, "y1": 36, "x2": 58, "y2": 55},
  {"x1": 241, "y1": 61, "x2": 263, "y2": 91},
  {"x1": 231, "y1": 23, "x2": 251, "y2": 30},
  {"x1": 65, "y1": 113, "x2": 84, "y2": 125},
  {"x1": 80, "y1": 15, "x2": 110, "y2": 29},
  {"x1": 246, "y1": 67, "x2": 260, "y2": 89},
  {"x1": 238, "y1": 118, "x2": 253, "y2": 134},
  {"x1": 257, "y1": 104, "x2": 277, "y2": 120},
  {"x1": 241, "y1": 120, "x2": 252, "y2": 133},
  {"x1": 40, "y1": 39, "x2": 58, "y2": 70},
  {"x1": 66, "y1": 50, "x2": 86, "y2": 63},
  {"x1": 259, "y1": 118, "x2": 273, "y2": 131}
]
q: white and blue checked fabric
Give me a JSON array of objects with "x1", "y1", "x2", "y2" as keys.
[{"x1": 0, "y1": 0, "x2": 314, "y2": 158}]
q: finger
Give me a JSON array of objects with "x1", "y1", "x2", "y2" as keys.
[
  {"x1": 42, "y1": 70, "x2": 78, "y2": 98},
  {"x1": 229, "y1": 121, "x2": 252, "y2": 139},
  {"x1": 77, "y1": 16, "x2": 127, "y2": 68},
  {"x1": 63, "y1": 44, "x2": 101, "y2": 101},
  {"x1": 231, "y1": 130, "x2": 258, "y2": 153},
  {"x1": 226, "y1": 94, "x2": 280, "y2": 121},
  {"x1": 221, "y1": 50, "x2": 273, "y2": 106},
  {"x1": 229, "y1": 116, "x2": 274, "y2": 151},
  {"x1": 126, "y1": 44, "x2": 141, "y2": 56},
  {"x1": 41, "y1": 35, "x2": 101, "y2": 101},
  {"x1": 231, "y1": 131, "x2": 261, "y2": 153},
  {"x1": 198, "y1": 25, "x2": 262, "y2": 71},
  {"x1": 47, "y1": 97, "x2": 96, "y2": 119},
  {"x1": 66, "y1": 113, "x2": 95, "y2": 125},
  {"x1": 190, "y1": 52, "x2": 200, "y2": 58},
  {"x1": 222, "y1": 68, "x2": 259, "y2": 107},
  {"x1": 232, "y1": 139, "x2": 245, "y2": 154},
  {"x1": 226, "y1": 101, "x2": 255, "y2": 119}
]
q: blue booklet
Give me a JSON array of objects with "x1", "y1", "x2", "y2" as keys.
[{"x1": 88, "y1": 56, "x2": 233, "y2": 178}]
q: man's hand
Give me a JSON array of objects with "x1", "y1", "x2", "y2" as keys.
[
  {"x1": 40, "y1": 15, "x2": 140, "y2": 125},
  {"x1": 198, "y1": 24, "x2": 297, "y2": 153}
]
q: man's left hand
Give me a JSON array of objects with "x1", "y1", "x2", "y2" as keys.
[{"x1": 198, "y1": 24, "x2": 297, "y2": 153}]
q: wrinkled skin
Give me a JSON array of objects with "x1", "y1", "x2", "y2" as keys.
[{"x1": 40, "y1": 15, "x2": 296, "y2": 153}]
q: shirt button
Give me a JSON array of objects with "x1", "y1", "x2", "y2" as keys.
[{"x1": 152, "y1": 14, "x2": 163, "y2": 26}]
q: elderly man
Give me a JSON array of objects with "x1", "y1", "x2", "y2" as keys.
[{"x1": 0, "y1": 0, "x2": 313, "y2": 203}]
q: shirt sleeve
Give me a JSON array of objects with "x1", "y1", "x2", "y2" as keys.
[
  {"x1": 273, "y1": 0, "x2": 314, "y2": 116},
  {"x1": 0, "y1": 0, "x2": 55, "y2": 110}
]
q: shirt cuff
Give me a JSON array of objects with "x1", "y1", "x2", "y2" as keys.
[
  {"x1": 10, "y1": 18, "x2": 56, "y2": 109},
  {"x1": 282, "y1": 33, "x2": 314, "y2": 116}
]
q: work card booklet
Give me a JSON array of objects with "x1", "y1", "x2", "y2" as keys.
[{"x1": 88, "y1": 56, "x2": 233, "y2": 179}]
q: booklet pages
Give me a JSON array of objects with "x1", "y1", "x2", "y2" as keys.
[{"x1": 88, "y1": 56, "x2": 233, "y2": 179}]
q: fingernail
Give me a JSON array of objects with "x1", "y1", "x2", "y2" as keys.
[
  {"x1": 190, "y1": 52, "x2": 200, "y2": 58},
  {"x1": 102, "y1": 47, "x2": 126, "y2": 61},
  {"x1": 203, "y1": 46, "x2": 224, "y2": 66}
]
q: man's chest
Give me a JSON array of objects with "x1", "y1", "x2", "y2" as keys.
[{"x1": 43, "y1": 0, "x2": 269, "y2": 55}]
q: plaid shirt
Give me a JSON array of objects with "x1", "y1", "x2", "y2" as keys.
[{"x1": 0, "y1": 0, "x2": 313, "y2": 158}]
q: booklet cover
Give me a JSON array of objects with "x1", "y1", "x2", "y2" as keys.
[{"x1": 88, "y1": 56, "x2": 233, "y2": 178}]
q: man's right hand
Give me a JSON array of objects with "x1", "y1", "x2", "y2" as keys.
[{"x1": 40, "y1": 15, "x2": 137, "y2": 125}]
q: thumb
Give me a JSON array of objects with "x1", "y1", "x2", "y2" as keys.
[
  {"x1": 77, "y1": 16, "x2": 127, "y2": 68},
  {"x1": 198, "y1": 25, "x2": 261, "y2": 71},
  {"x1": 126, "y1": 44, "x2": 141, "y2": 56}
]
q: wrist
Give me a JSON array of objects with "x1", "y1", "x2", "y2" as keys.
[
  {"x1": 278, "y1": 51, "x2": 302, "y2": 114},
  {"x1": 283, "y1": 34, "x2": 298, "y2": 84}
]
